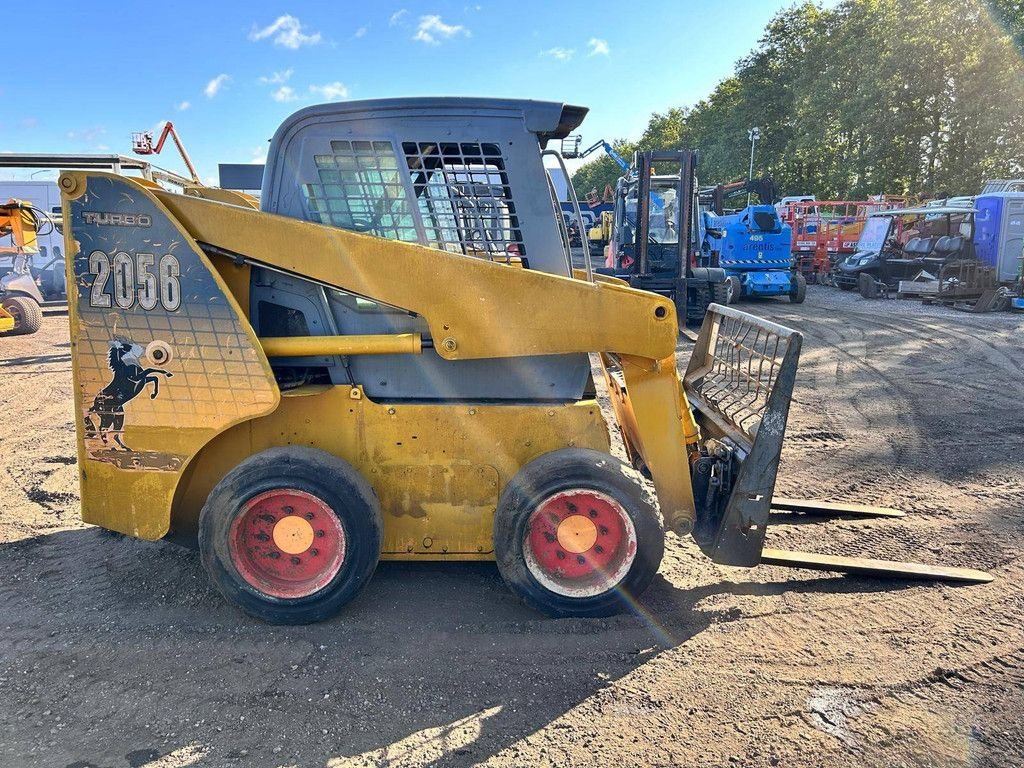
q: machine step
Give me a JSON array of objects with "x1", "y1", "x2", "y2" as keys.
[
  {"x1": 771, "y1": 498, "x2": 905, "y2": 518},
  {"x1": 760, "y1": 548, "x2": 993, "y2": 583}
]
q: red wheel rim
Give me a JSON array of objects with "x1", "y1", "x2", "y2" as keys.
[
  {"x1": 523, "y1": 489, "x2": 637, "y2": 598},
  {"x1": 228, "y1": 489, "x2": 345, "y2": 599}
]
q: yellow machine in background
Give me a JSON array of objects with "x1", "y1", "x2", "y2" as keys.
[
  {"x1": 0, "y1": 199, "x2": 46, "y2": 336},
  {"x1": 61, "y1": 98, "x2": 989, "y2": 625}
]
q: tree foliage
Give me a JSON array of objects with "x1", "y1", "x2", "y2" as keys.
[{"x1": 572, "y1": 0, "x2": 1024, "y2": 199}]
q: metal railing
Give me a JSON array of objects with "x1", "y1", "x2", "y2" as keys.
[{"x1": 684, "y1": 304, "x2": 802, "y2": 451}]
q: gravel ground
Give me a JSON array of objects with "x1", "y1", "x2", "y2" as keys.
[{"x1": 0, "y1": 286, "x2": 1023, "y2": 768}]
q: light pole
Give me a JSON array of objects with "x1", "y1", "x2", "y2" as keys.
[{"x1": 747, "y1": 126, "x2": 761, "y2": 205}]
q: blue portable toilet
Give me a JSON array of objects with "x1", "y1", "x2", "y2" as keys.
[{"x1": 974, "y1": 192, "x2": 1024, "y2": 282}]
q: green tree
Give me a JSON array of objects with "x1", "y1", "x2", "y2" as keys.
[{"x1": 572, "y1": 0, "x2": 1024, "y2": 200}]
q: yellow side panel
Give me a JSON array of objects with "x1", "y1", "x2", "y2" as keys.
[
  {"x1": 61, "y1": 172, "x2": 280, "y2": 540},
  {"x1": 172, "y1": 386, "x2": 611, "y2": 560}
]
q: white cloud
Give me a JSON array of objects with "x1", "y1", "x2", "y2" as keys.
[
  {"x1": 588, "y1": 37, "x2": 610, "y2": 56},
  {"x1": 66, "y1": 127, "x2": 107, "y2": 142},
  {"x1": 204, "y1": 74, "x2": 230, "y2": 98},
  {"x1": 413, "y1": 15, "x2": 469, "y2": 45},
  {"x1": 389, "y1": 9, "x2": 407, "y2": 25},
  {"x1": 258, "y1": 69, "x2": 293, "y2": 85},
  {"x1": 354, "y1": 25, "x2": 368, "y2": 38},
  {"x1": 176, "y1": 100, "x2": 191, "y2": 111},
  {"x1": 251, "y1": 146, "x2": 269, "y2": 164},
  {"x1": 249, "y1": 15, "x2": 322, "y2": 49},
  {"x1": 272, "y1": 86, "x2": 298, "y2": 102},
  {"x1": 542, "y1": 47, "x2": 574, "y2": 61},
  {"x1": 309, "y1": 81, "x2": 349, "y2": 100}
]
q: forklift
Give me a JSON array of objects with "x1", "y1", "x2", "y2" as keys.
[{"x1": 601, "y1": 150, "x2": 728, "y2": 323}]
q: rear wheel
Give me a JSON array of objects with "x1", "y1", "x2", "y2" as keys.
[
  {"x1": 723, "y1": 276, "x2": 741, "y2": 305},
  {"x1": 199, "y1": 446, "x2": 382, "y2": 624},
  {"x1": 494, "y1": 448, "x2": 664, "y2": 617},
  {"x1": 1, "y1": 296, "x2": 42, "y2": 335},
  {"x1": 858, "y1": 272, "x2": 879, "y2": 299},
  {"x1": 712, "y1": 280, "x2": 730, "y2": 306},
  {"x1": 685, "y1": 283, "x2": 711, "y2": 324},
  {"x1": 789, "y1": 273, "x2": 807, "y2": 304}
]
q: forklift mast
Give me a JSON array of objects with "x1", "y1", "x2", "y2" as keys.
[{"x1": 633, "y1": 149, "x2": 696, "y2": 278}]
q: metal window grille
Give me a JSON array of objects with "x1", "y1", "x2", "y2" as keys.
[
  {"x1": 402, "y1": 141, "x2": 525, "y2": 259},
  {"x1": 303, "y1": 140, "x2": 420, "y2": 243}
]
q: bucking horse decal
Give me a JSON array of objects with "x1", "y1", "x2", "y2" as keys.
[{"x1": 85, "y1": 339, "x2": 173, "y2": 451}]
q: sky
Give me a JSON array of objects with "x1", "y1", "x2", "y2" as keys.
[{"x1": 0, "y1": 0, "x2": 811, "y2": 185}]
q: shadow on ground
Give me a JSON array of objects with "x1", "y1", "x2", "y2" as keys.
[{"x1": 0, "y1": 527, "x2": 914, "y2": 767}]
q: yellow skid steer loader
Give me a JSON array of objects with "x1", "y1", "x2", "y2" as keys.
[{"x1": 61, "y1": 98, "x2": 989, "y2": 624}]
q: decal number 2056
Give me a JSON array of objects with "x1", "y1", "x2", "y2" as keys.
[{"x1": 88, "y1": 251, "x2": 181, "y2": 311}]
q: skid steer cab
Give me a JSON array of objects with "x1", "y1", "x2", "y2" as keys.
[{"x1": 61, "y1": 98, "x2": 991, "y2": 624}]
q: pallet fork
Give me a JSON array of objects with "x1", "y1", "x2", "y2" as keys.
[{"x1": 684, "y1": 305, "x2": 990, "y2": 584}]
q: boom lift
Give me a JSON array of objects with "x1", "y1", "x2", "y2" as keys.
[
  {"x1": 61, "y1": 98, "x2": 990, "y2": 625},
  {"x1": 697, "y1": 178, "x2": 804, "y2": 304},
  {"x1": 560, "y1": 137, "x2": 627, "y2": 252},
  {"x1": 132, "y1": 121, "x2": 201, "y2": 185}
]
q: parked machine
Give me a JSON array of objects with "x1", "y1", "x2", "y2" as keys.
[
  {"x1": 779, "y1": 198, "x2": 909, "y2": 283},
  {"x1": 698, "y1": 179, "x2": 803, "y2": 304},
  {"x1": 600, "y1": 149, "x2": 728, "y2": 322},
  {"x1": 833, "y1": 206, "x2": 977, "y2": 297},
  {"x1": 559, "y1": 137, "x2": 628, "y2": 257},
  {"x1": 60, "y1": 98, "x2": 989, "y2": 624},
  {"x1": 973, "y1": 192, "x2": 1024, "y2": 284},
  {"x1": 701, "y1": 206, "x2": 803, "y2": 304},
  {"x1": 0, "y1": 199, "x2": 46, "y2": 335}
]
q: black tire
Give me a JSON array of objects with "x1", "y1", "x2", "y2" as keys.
[
  {"x1": 685, "y1": 283, "x2": 711, "y2": 324},
  {"x1": 723, "y1": 276, "x2": 741, "y2": 305},
  {"x1": 1, "y1": 296, "x2": 42, "y2": 335},
  {"x1": 712, "y1": 280, "x2": 730, "y2": 306},
  {"x1": 858, "y1": 272, "x2": 878, "y2": 299},
  {"x1": 199, "y1": 446, "x2": 382, "y2": 624},
  {"x1": 494, "y1": 448, "x2": 664, "y2": 618},
  {"x1": 789, "y1": 273, "x2": 807, "y2": 304}
]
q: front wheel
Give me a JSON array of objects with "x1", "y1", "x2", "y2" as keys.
[
  {"x1": 1, "y1": 295, "x2": 42, "y2": 335},
  {"x1": 789, "y1": 273, "x2": 807, "y2": 304},
  {"x1": 723, "y1": 276, "x2": 741, "y2": 305},
  {"x1": 494, "y1": 448, "x2": 664, "y2": 618},
  {"x1": 858, "y1": 272, "x2": 879, "y2": 299},
  {"x1": 199, "y1": 446, "x2": 382, "y2": 624}
]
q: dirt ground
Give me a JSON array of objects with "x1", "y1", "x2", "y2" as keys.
[{"x1": 1, "y1": 287, "x2": 1023, "y2": 768}]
